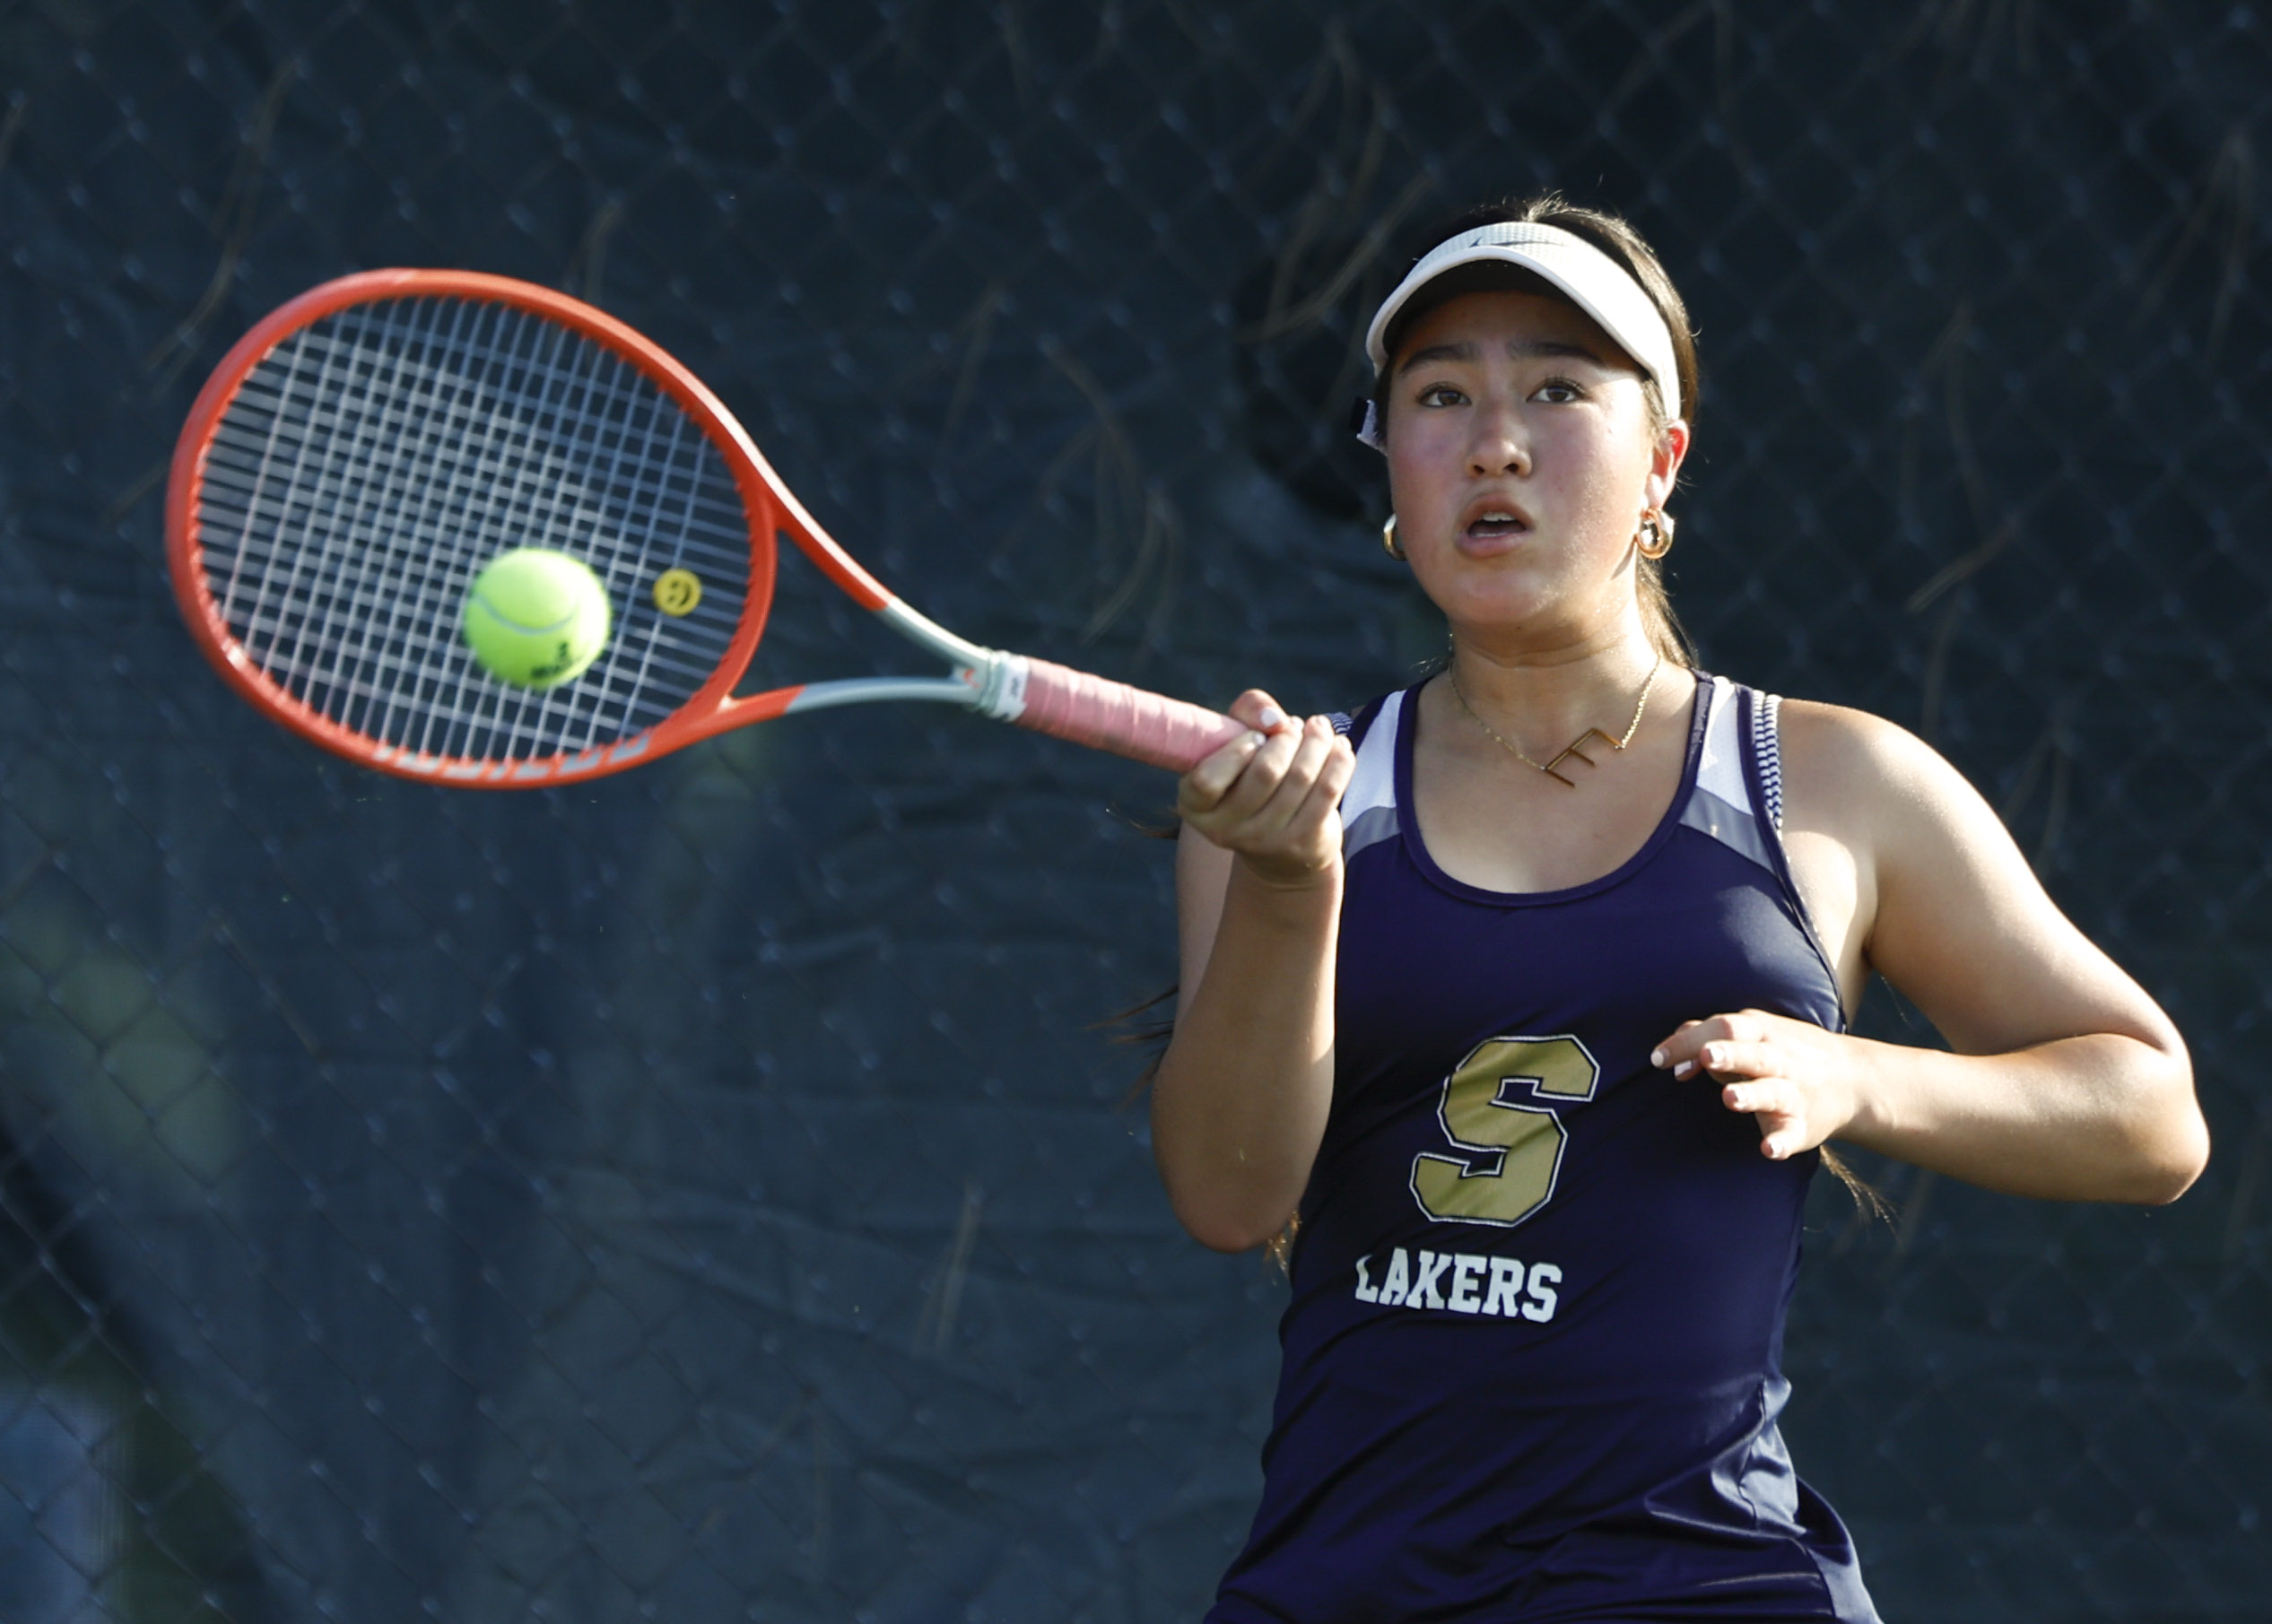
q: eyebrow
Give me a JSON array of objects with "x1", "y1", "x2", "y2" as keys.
[{"x1": 1395, "y1": 337, "x2": 1608, "y2": 377}]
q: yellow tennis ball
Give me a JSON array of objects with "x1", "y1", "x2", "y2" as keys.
[{"x1": 461, "y1": 549, "x2": 612, "y2": 689}]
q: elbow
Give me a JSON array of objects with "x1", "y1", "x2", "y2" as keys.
[
  {"x1": 2121, "y1": 1040, "x2": 2208, "y2": 1205},
  {"x1": 2134, "y1": 1110, "x2": 2209, "y2": 1206},
  {"x1": 1156, "y1": 1151, "x2": 1298, "y2": 1252},
  {"x1": 1165, "y1": 1185, "x2": 1293, "y2": 1254},
  {"x1": 1149, "y1": 1087, "x2": 1319, "y2": 1253},
  {"x1": 1183, "y1": 1216, "x2": 1281, "y2": 1255}
]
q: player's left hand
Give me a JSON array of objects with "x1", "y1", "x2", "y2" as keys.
[{"x1": 1651, "y1": 1010, "x2": 1862, "y2": 1160}]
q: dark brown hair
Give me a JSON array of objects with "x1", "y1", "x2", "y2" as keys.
[{"x1": 1372, "y1": 194, "x2": 1700, "y2": 665}]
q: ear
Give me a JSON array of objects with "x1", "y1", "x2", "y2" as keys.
[{"x1": 1643, "y1": 421, "x2": 1690, "y2": 512}]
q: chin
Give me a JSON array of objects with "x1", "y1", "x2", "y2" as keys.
[{"x1": 1434, "y1": 585, "x2": 1559, "y2": 631}]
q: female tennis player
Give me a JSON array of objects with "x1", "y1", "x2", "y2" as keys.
[{"x1": 1153, "y1": 195, "x2": 2207, "y2": 1620}]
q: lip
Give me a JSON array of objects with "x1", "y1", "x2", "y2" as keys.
[{"x1": 1455, "y1": 492, "x2": 1534, "y2": 546}]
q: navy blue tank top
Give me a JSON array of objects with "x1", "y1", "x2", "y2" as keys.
[{"x1": 1208, "y1": 675, "x2": 1881, "y2": 1623}]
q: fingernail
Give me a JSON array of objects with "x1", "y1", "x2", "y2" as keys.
[
  {"x1": 1702, "y1": 1045, "x2": 1722, "y2": 1068},
  {"x1": 1244, "y1": 731, "x2": 1266, "y2": 749},
  {"x1": 1648, "y1": 1048, "x2": 1665, "y2": 1068},
  {"x1": 1672, "y1": 1061, "x2": 1693, "y2": 1080},
  {"x1": 1257, "y1": 706, "x2": 1286, "y2": 730}
]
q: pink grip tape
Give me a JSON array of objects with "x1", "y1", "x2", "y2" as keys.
[{"x1": 1013, "y1": 658, "x2": 1248, "y2": 772}]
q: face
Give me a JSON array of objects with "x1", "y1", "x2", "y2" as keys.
[{"x1": 1382, "y1": 289, "x2": 1687, "y2": 644}]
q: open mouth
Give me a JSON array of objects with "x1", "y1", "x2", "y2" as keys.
[{"x1": 1466, "y1": 508, "x2": 1528, "y2": 540}]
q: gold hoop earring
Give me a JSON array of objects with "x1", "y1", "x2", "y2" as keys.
[
  {"x1": 1381, "y1": 514, "x2": 1406, "y2": 560},
  {"x1": 1635, "y1": 508, "x2": 1674, "y2": 561}
]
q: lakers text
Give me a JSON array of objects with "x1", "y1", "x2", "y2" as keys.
[{"x1": 1354, "y1": 1247, "x2": 1561, "y2": 1321}]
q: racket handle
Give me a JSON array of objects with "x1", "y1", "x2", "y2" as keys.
[{"x1": 1008, "y1": 657, "x2": 1248, "y2": 772}]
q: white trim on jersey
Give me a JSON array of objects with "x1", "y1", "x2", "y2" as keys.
[
  {"x1": 1341, "y1": 690, "x2": 1404, "y2": 862},
  {"x1": 1338, "y1": 676, "x2": 1794, "y2": 883},
  {"x1": 1678, "y1": 676, "x2": 1777, "y2": 875}
]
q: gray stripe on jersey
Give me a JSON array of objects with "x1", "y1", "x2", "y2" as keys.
[
  {"x1": 1679, "y1": 785, "x2": 1774, "y2": 873},
  {"x1": 1681, "y1": 677, "x2": 1776, "y2": 874},
  {"x1": 1340, "y1": 689, "x2": 1404, "y2": 860},
  {"x1": 1344, "y1": 803, "x2": 1401, "y2": 863}
]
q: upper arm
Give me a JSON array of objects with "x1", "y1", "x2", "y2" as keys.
[
  {"x1": 1784, "y1": 705, "x2": 2182, "y2": 1062},
  {"x1": 1174, "y1": 822, "x2": 1237, "y2": 1029}
]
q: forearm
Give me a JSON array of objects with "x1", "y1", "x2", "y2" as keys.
[
  {"x1": 1152, "y1": 861, "x2": 1340, "y2": 1251},
  {"x1": 1837, "y1": 1029, "x2": 2203, "y2": 1203}
]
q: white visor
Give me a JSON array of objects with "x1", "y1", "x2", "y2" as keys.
[{"x1": 1362, "y1": 221, "x2": 1680, "y2": 424}]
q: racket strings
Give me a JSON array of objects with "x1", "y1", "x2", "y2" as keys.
[{"x1": 196, "y1": 295, "x2": 753, "y2": 766}]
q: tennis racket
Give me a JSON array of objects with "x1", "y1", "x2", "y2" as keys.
[{"x1": 165, "y1": 268, "x2": 1246, "y2": 786}]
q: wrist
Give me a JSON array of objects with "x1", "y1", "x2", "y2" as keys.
[
  {"x1": 1824, "y1": 1032, "x2": 1893, "y2": 1146},
  {"x1": 1231, "y1": 849, "x2": 1344, "y2": 905}
]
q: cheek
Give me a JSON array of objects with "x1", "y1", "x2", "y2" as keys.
[
  {"x1": 1544, "y1": 419, "x2": 1653, "y2": 521},
  {"x1": 1571, "y1": 455, "x2": 1632, "y2": 521},
  {"x1": 1384, "y1": 436, "x2": 1457, "y2": 518}
]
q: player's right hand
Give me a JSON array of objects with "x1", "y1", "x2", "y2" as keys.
[{"x1": 1177, "y1": 689, "x2": 1354, "y2": 888}]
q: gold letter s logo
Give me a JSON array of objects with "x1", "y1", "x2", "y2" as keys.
[{"x1": 1410, "y1": 1036, "x2": 1599, "y2": 1229}]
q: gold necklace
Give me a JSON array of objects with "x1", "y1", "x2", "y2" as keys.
[{"x1": 1448, "y1": 653, "x2": 1664, "y2": 787}]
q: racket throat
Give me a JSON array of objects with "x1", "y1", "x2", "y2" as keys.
[
  {"x1": 960, "y1": 652, "x2": 1031, "y2": 722},
  {"x1": 870, "y1": 595, "x2": 1030, "y2": 719}
]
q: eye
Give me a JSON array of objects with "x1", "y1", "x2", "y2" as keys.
[
  {"x1": 1415, "y1": 383, "x2": 1467, "y2": 408},
  {"x1": 1533, "y1": 377, "x2": 1584, "y2": 404}
]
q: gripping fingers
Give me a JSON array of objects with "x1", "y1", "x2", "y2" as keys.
[
  {"x1": 1177, "y1": 700, "x2": 1347, "y2": 873},
  {"x1": 1218, "y1": 722, "x2": 1337, "y2": 873},
  {"x1": 1289, "y1": 729, "x2": 1357, "y2": 838},
  {"x1": 1209, "y1": 719, "x2": 1306, "y2": 825},
  {"x1": 1179, "y1": 727, "x2": 1269, "y2": 817},
  {"x1": 1247, "y1": 725, "x2": 1353, "y2": 865},
  {"x1": 1230, "y1": 689, "x2": 1293, "y2": 735},
  {"x1": 1252, "y1": 716, "x2": 1339, "y2": 828},
  {"x1": 1180, "y1": 718, "x2": 1350, "y2": 882},
  {"x1": 1178, "y1": 689, "x2": 1297, "y2": 818}
]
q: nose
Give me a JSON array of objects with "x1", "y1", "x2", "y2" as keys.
[{"x1": 1466, "y1": 395, "x2": 1530, "y2": 478}]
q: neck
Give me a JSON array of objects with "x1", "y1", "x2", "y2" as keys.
[{"x1": 1446, "y1": 611, "x2": 1667, "y2": 752}]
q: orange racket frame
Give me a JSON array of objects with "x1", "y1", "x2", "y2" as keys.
[{"x1": 166, "y1": 269, "x2": 1245, "y2": 785}]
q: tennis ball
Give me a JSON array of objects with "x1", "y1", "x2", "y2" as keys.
[{"x1": 461, "y1": 549, "x2": 612, "y2": 689}]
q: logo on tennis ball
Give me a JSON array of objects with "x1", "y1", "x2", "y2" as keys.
[{"x1": 461, "y1": 549, "x2": 612, "y2": 689}]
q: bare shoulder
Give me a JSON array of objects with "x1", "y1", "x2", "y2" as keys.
[
  {"x1": 1773, "y1": 698, "x2": 1966, "y2": 829},
  {"x1": 1777, "y1": 695, "x2": 2068, "y2": 960},
  {"x1": 1772, "y1": 697, "x2": 2030, "y2": 922}
]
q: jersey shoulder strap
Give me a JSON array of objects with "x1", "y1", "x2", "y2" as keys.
[
  {"x1": 1680, "y1": 674, "x2": 1780, "y2": 872},
  {"x1": 1328, "y1": 690, "x2": 1392, "y2": 746},
  {"x1": 1336, "y1": 688, "x2": 1408, "y2": 862},
  {"x1": 1687, "y1": 676, "x2": 1844, "y2": 1024}
]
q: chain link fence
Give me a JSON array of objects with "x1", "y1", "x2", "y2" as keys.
[{"x1": 1, "y1": 0, "x2": 2268, "y2": 1618}]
